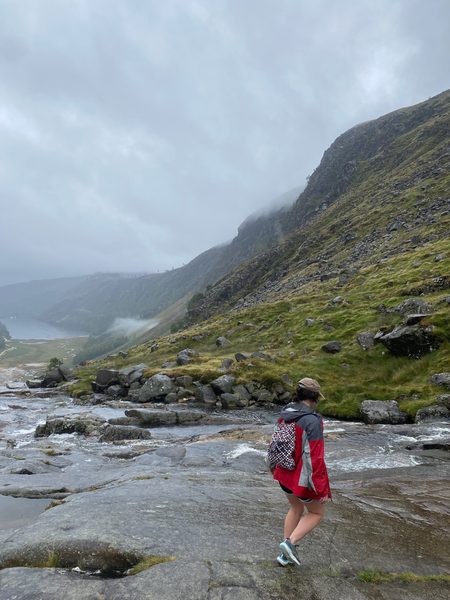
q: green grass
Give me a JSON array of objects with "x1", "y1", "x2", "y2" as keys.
[
  {"x1": 73, "y1": 237, "x2": 449, "y2": 420},
  {"x1": 127, "y1": 555, "x2": 175, "y2": 575}
]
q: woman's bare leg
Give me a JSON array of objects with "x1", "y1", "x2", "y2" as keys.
[
  {"x1": 283, "y1": 493, "x2": 305, "y2": 539},
  {"x1": 289, "y1": 500, "x2": 325, "y2": 544}
]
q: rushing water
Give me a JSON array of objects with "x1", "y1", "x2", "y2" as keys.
[{"x1": 1, "y1": 368, "x2": 449, "y2": 533}]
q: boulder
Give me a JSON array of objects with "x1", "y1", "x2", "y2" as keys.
[
  {"x1": 95, "y1": 369, "x2": 120, "y2": 387},
  {"x1": 430, "y1": 373, "x2": 450, "y2": 390},
  {"x1": 235, "y1": 352, "x2": 250, "y2": 362},
  {"x1": 216, "y1": 336, "x2": 230, "y2": 347},
  {"x1": 176, "y1": 349, "x2": 199, "y2": 366},
  {"x1": 360, "y1": 400, "x2": 407, "y2": 424},
  {"x1": 195, "y1": 384, "x2": 217, "y2": 406},
  {"x1": 41, "y1": 368, "x2": 65, "y2": 388},
  {"x1": 211, "y1": 375, "x2": 235, "y2": 394},
  {"x1": 125, "y1": 409, "x2": 177, "y2": 426},
  {"x1": 322, "y1": 341, "x2": 342, "y2": 353},
  {"x1": 379, "y1": 325, "x2": 441, "y2": 358},
  {"x1": 161, "y1": 361, "x2": 177, "y2": 369},
  {"x1": 99, "y1": 425, "x2": 152, "y2": 442},
  {"x1": 393, "y1": 298, "x2": 433, "y2": 315},
  {"x1": 164, "y1": 392, "x2": 178, "y2": 404},
  {"x1": 231, "y1": 384, "x2": 251, "y2": 405},
  {"x1": 35, "y1": 415, "x2": 106, "y2": 437},
  {"x1": 405, "y1": 314, "x2": 430, "y2": 326},
  {"x1": 305, "y1": 318, "x2": 315, "y2": 326},
  {"x1": 415, "y1": 405, "x2": 450, "y2": 423},
  {"x1": 26, "y1": 379, "x2": 43, "y2": 389},
  {"x1": 220, "y1": 358, "x2": 234, "y2": 371},
  {"x1": 118, "y1": 364, "x2": 147, "y2": 386},
  {"x1": 436, "y1": 394, "x2": 450, "y2": 409},
  {"x1": 175, "y1": 375, "x2": 194, "y2": 388},
  {"x1": 138, "y1": 374, "x2": 176, "y2": 402},
  {"x1": 255, "y1": 389, "x2": 276, "y2": 404},
  {"x1": 356, "y1": 332, "x2": 375, "y2": 351},
  {"x1": 220, "y1": 393, "x2": 246, "y2": 409},
  {"x1": 106, "y1": 385, "x2": 127, "y2": 397}
]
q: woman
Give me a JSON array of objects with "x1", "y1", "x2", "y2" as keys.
[{"x1": 272, "y1": 377, "x2": 331, "y2": 566}]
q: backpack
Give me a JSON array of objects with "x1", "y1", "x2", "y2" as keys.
[{"x1": 267, "y1": 420, "x2": 297, "y2": 470}]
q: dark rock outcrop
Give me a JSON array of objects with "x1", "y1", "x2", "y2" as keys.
[
  {"x1": 379, "y1": 325, "x2": 441, "y2": 358},
  {"x1": 321, "y1": 341, "x2": 342, "y2": 353}
]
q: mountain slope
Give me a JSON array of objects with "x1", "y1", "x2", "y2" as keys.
[
  {"x1": 71, "y1": 90, "x2": 450, "y2": 420},
  {"x1": 187, "y1": 90, "x2": 450, "y2": 320}
]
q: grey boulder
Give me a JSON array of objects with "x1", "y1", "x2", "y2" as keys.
[
  {"x1": 360, "y1": 400, "x2": 407, "y2": 424},
  {"x1": 138, "y1": 374, "x2": 175, "y2": 402}
]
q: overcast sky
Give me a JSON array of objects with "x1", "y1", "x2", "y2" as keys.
[{"x1": 0, "y1": 0, "x2": 449, "y2": 286}]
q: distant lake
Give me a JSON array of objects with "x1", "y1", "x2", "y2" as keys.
[{"x1": 0, "y1": 316, "x2": 86, "y2": 340}]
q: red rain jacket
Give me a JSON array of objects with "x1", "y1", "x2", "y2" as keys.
[{"x1": 273, "y1": 402, "x2": 331, "y2": 500}]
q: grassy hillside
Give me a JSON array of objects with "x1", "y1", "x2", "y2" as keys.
[
  {"x1": 73, "y1": 238, "x2": 449, "y2": 419},
  {"x1": 72, "y1": 91, "x2": 450, "y2": 419}
]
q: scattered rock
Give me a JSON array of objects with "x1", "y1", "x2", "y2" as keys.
[
  {"x1": 220, "y1": 358, "x2": 234, "y2": 371},
  {"x1": 255, "y1": 389, "x2": 276, "y2": 404},
  {"x1": 379, "y1": 325, "x2": 441, "y2": 358},
  {"x1": 392, "y1": 298, "x2": 433, "y2": 315},
  {"x1": 26, "y1": 380, "x2": 42, "y2": 389},
  {"x1": 232, "y1": 384, "x2": 251, "y2": 405},
  {"x1": 436, "y1": 394, "x2": 450, "y2": 409},
  {"x1": 35, "y1": 415, "x2": 106, "y2": 437},
  {"x1": 322, "y1": 341, "x2": 342, "y2": 353},
  {"x1": 194, "y1": 384, "x2": 217, "y2": 406},
  {"x1": 176, "y1": 349, "x2": 199, "y2": 366},
  {"x1": 216, "y1": 336, "x2": 230, "y2": 347},
  {"x1": 41, "y1": 368, "x2": 65, "y2": 388},
  {"x1": 220, "y1": 393, "x2": 246, "y2": 409},
  {"x1": 95, "y1": 369, "x2": 120, "y2": 388},
  {"x1": 138, "y1": 374, "x2": 176, "y2": 402},
  {"x1": 356, "y1": 332, "x2": 375, "y2": 350},
  {"x1": 118, "y1": 364, "x2": 147, "y2": 386},
  {"x1": 99, "y1": 425, "x2": 152, "y2": 442},
  {"x1": 331, "y1": 296, "x2": 344, "y2": 304},
  {"x1": 305, "y1": 318, "x2": 315, "y2": 326},
  {"x1": 415, "y1": 405, "x2": 449, "y2": 423},
  {"x1": 360, "y1": 400, "x2": 407, "y2": 424},
  {"x1": 175, "y1": 375, "x2": 194, "y2": 388},
  {"x1": 235, "y1": 352, "x2": 250, "y2": 362},
  {"x1": 211, "y1": 375, "x2": 235, "y2": 394},
  {"x1": 430, "y1": 373, "x2": 450, "y2": 390},
  {"x1": 161, "y1": 361, "x2": 177, "y2": 369},
  {"x1": 405, "y1": 314, "x2": 430, "y2": 326}
]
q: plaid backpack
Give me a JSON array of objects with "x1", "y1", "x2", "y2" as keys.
[{"x1": 267, "y1": 420, "x2": 297, "y2": 470}]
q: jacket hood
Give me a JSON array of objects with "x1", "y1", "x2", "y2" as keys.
[{"x1": 280, "y1": 402, "x2": 317, "y2": 422}]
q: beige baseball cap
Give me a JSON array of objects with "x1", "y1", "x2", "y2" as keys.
[{"x1": 297, "y1": 377, "x2": 325, "y2": 399}]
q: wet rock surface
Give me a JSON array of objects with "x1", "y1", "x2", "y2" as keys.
[{"x1": 0, "y1": 378, "x2": 449, "y2": 599}]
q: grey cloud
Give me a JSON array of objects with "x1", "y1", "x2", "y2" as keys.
[{"x1": 0, "y1": 0, "x2": 449, "y2": 285}]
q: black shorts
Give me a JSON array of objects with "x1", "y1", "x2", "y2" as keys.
[{"x1": 279, "y1": 483, "x2": 313, "y2": 503}]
